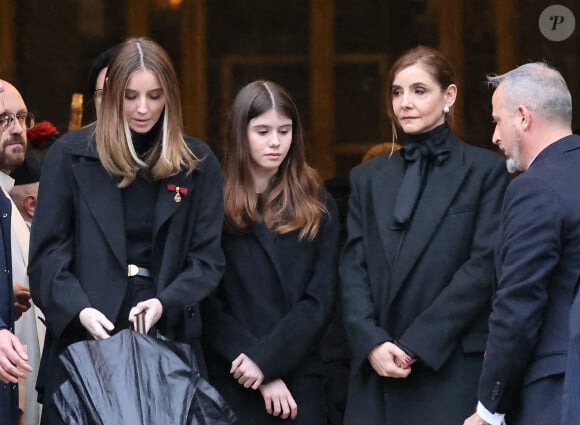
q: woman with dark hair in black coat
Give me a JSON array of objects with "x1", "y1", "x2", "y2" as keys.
[
  {"x1": 203, "y1": 80, "x2": 340, "y2": 424},
  {"x1": 340, "y1": 46, "x2": 510, "y2": 425}
]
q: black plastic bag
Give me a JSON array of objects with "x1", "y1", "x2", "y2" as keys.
[{"x1": 52, "y1": 329, "x2": 236, "y2": 424}]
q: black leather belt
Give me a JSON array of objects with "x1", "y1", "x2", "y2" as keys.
[{"x1": 127, "y1": 264, "x2": 151, "y2": 278}]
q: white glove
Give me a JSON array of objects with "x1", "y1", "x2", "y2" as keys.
[{"x1": 79, "y1": 307, "x2": 115, "y2": 340}]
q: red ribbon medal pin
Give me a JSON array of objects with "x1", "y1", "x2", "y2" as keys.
[{"x1": 167, "y1": 184, "x2": 188, "y2": 203}]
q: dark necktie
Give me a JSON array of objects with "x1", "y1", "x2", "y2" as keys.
[{"x1": 391, "y1": 139, "x2": 450, "y2": 230}]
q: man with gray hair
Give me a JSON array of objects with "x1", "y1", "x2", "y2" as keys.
[{"x1": 464, "y1": 62, "x2": 580, "y2": 425}]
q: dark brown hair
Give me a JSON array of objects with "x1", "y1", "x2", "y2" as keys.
[
  {"x1": 386, "y1": 45, "x2": 456, "y2": 140},
  {"x1": 222, "y1": 80, "x2": 326, "y2": 240}
]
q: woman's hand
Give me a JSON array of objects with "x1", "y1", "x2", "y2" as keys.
[
  {"x1": 368, "y1": 341, "x2": 413, "y2": 378},
  {"x1": 79, "y1": 307, "x2": 115, "y2": 340},
  {"x1": 259, "y1": 379, "x2": 298, "y2": 420},
  {"x1": 128, "y1": 298, "x2": 163, "y2": 334},
  {"x1": 230, "y1": 353, "x2": 264, "y2": 389}
]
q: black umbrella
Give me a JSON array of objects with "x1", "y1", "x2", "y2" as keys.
[{"x1": 52, "y1": 329, "x2": 236, "y2": 425}]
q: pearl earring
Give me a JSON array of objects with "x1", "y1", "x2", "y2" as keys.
[{"x1": 443, "y1": 104, "x2": 450, "y2": 114}]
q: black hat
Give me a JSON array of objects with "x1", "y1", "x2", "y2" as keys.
[{"x1": 88, "y1": 44, "x2": 120, "y2": 94}]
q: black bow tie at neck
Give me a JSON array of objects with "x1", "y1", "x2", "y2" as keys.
[
  {"x1": 400, "y1": 139, "x2": 450, "y2": 166},
  {"x1": 390, "y1": 137, "x2": 450, "y2": 231}
]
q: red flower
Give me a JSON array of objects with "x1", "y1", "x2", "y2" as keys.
[{"x1": 27, "y1": 121, "x2": 60, "y2": 149}]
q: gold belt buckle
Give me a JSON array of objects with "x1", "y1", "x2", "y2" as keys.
[{"x1": 128, "y1": 264, "x2": 139, "y2": 277}]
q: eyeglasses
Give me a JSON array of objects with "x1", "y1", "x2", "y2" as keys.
[
  {"x1": 0, "y1": 112, "x2": 35, "y2": 130},
  {"x1": 0, "y1": 114, "x2": 11, "y2": 131},
  {"x1": 93, "y1": 89, "x2": 103, "y2": 102}
]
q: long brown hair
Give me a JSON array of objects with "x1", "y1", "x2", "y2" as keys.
[
  {"x1": 386, "y1": 45, "x2": 457, "y2": 141},
  {"x1": 222, "y1": 80, "x2": 326, "y2": 240},
  {"x1": 96, "y1": 37, "x2": 200, "y2": 187}
]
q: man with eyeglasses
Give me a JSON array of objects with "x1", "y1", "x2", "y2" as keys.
[
  {"x1": 0, "y1": 83, "x2": 32, "y2": 174},
  {"x1": 0, "y1": 82, "x2": 32, "y2": 425},
  {"x1": 0, "y1": 80, "x2": 41, "y2": 425}
]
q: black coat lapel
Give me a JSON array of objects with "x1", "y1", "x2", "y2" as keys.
[
  {"x1": 253, "y1": 223, "x2": 291, "y2": 311},
  {"x1": 388, "y1": 137, "x2": 470, "y2": 306},
  {"x1": 0, "y1": 192, "x2": 13, "y2": 327},
  {"x1": 371, "y1": 155, "x2": 405, "y2": 271},
  {"x1": 72, "y1": 159, "x2": 127, "y2": 268}
]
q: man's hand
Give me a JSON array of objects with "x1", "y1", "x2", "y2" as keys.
[
  {"x1": 13, "y1": 284, "x2": 31, "y2": 320},
  {"x1": 368, "y1": 341, "x2": 413, "y2": 378},
  {"x1": 464, "y1": 412, "x2": 491, "y2": 425},
  {"x1": 259, "y1": 379, "x2": 298, "y2": 420},
  {"x1": 79, "y1": 308, "x2": 114, "y2": 340},
  {"x1": 128, "y1": 298, "x2": 163, "y2": 334},
  {"x1": 0, "y1": 329, "x2": 32, "y2": 384},
  {"x1": 230, "y1": 353, "x2": 264, "y2": 389}
]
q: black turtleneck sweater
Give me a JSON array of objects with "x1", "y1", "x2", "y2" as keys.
[
  {"x1": 122, "y1": 120, "x2": 162, "y2": 267},
  {"x1": 401, "y1": 121, "x2": 450, "y2": 147}
]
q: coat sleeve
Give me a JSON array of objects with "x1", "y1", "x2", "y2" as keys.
[
  {"x1": 245, "y1": 196, "x2": 340, "y2": 381},
  {"x1": 477, "y1": 175, "x2": 562, "y2": 413},
  {"x1": 397, "y1": 158, "x2": 509, "y2": 370},
  {"x1": 201, "y1": 287, "x2": 260, "y2": 362},
  {"x1": 156, "y1": 148, "x2": 225, "y2": 309},
  {"x1": 339, "y1": 168, "x2": 392, "y2": 370},
  {"x1": 29, "y1": 140, "x2": 92, "y2": 338}
]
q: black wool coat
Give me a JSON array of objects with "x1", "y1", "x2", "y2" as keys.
[
  {"x1": 29, "y1": 126, "x2": 225, "y2": 412},
  {"x1": 202, "y1": 193, "x2": 340, "y2": 424},
  {"x1": 340, "y1": 134, "x2": 509, "y2": 425}
]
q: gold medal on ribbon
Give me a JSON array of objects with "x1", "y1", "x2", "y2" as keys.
[{"x1": 167, "y1": 183, "x2": 187, "y2": 203}]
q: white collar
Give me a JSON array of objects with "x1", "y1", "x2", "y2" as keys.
[
  {"x1": 0, "y1": 171, "x2": 15, "y2": 192},
  {"x1": 527, "y1": 153, "x2": 540, "y2": 169}
]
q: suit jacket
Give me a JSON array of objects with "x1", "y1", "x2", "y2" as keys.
[
  {"x1": 29, "y1": 126, "x2": 225, "y2": 399},
  {"x1": 563, "y1": 265, "x2": 580, "y2": 423},
  {"x1": 4, "y1": 183, "x2": 44, "y2": 425},
  {"x1": 202, "y1": 192, "x2": 340, "y2": 423},
  {"x1": 478, "y1": 135, "x2": 580, "y2": 419},
  {"x1": 0, "y1": 189, "x2": 18, "y2": 425},
  {"x1": 340, "y1": 133, "x2": 508, "y2": 425}
]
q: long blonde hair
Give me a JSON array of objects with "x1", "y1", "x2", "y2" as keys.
[
  {"x1": 222, "y1": 81, "x2": 326, "y2": 241},
  {"x1": 96, "y1": 37, "x2": 200, "y2": 187}
]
